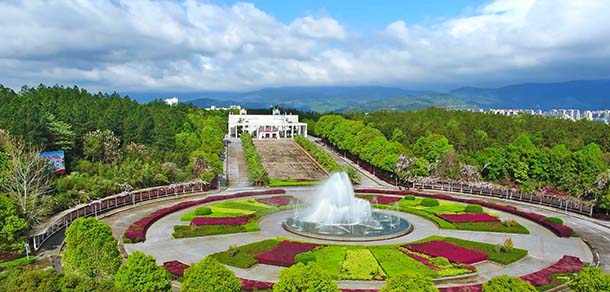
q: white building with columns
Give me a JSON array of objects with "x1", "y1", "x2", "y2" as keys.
[{"x1": 228, "y1": 109, "x2": 308, "y2": 139}]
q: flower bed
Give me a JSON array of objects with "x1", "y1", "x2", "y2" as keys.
[
  {"x1": 437, "y1": 213, "x2": 500, "y2": 223},
  {"x1": 240, "y1": 278, "x2": 274, "y2": 291},
  {"x1": 190, "y1": 216, "x2": 249, "y2": 226},
  {"x1": 355, "y1": 188, "x2": 573, "y2": 238},
  {"x1": 404, "y1": 241, "x2": 488, "y2": 264},
  {"x1": 123, "y1": 189, "x2": 286, "y2": 243},
  {"x1": 361, "y1": 195, "x2": 402, "y2": 205},
  {"x1": 254, "y1": 240, "x2": 321, "y2": 267},
  {"x1": 439, "y1": 284, "x2": 482, "y2": 292},
  {"x1": 256, "y1": 195, "x2": 293, "y2": 206},
  {"x1": 520, "y1": 255, "x2": 583, "y2": 287},
  {"x1": 163, "y1": 260, "x2": 189, "y2": 277},
  {"x1": 400, "y1": 249, "x2": 439, "y2": 271}
]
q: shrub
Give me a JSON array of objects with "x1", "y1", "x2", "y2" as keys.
[
  {"x1": 545, "y1": 217, "x2": 563, "y2": 225},
  {"x1": 502, "y1": 238, "x2": 513, "y2": 252},
  {"x1": 340, "y1": 249, "x2": 385, "y2": 280},
  {"x1": 464, "y1": 204, "x2": 483, "y2": 213},
  {"x1": 482, "y1": 275, "x2": 536, "y2": 292},
  {"x1": 294, "y1": 253, "x2": 316, "y2": 265},
  {"x1": 503, "y1": 219, "x2": 518, "y2": 227},
  {"x1": 421, "y1": 198, "x2": 440, "y2": 207},
  {"x1": 430, "y1": 257, "x2": 451, "y2": 268},
  {"x1": 404, "y1": 195, "x2": 416, "y2": 200},
  {"x1": 194, "y1": 207, "x2": 212, "y2": 216},
  {"x1": 404, "y1": 241, "x2": 488, "y2": 265},
  {"x1": 254, "y1": 241, "x2": 320, "y2": 267},
  {"x1": 569, "y1": 267, "x2": 610, "y2": 292},
  {"x1": 182, "y1": 257, "x2": 241, "y2": 292},
  {"x1": 380, "y1": 273, "x2": 438, "y2": 292},
  {"x1": 273, "y1": 262, "x2": 339, "y2": 292},
  {"x1": 114, "y1": 251, "x2": 171, "y2": 292}
]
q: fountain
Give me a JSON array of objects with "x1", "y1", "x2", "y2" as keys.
[{"x1": 283, "y1": 172, "x2": 412, "y2": 241}]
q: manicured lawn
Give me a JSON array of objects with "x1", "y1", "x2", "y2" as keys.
[
  {"x1": 269, "y1": 178, "x2": 319, "y2": 187},
  {"x1": 454, "y1": 221, "x2": 530, "y2": 234},
  {"x1": 340, "y1": 248, "x2": 385, "y2": 280},
  {"x1": 210, "y1": 239, "x2": 280, "y2": 268},
  {"x1": 173, "y1": 221, "x2": 261, "y2": 238},
  {"x1": 368, "y1": 246, "x2": 437, "y2": 278},
  {"x1": 439, "y1": 237, "x2": 528, "y2": 265},
  {"x1": 180, "y1": 199, "x2": 272, "y2": 222}
]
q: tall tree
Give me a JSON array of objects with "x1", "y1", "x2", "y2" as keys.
[
  {"x1": 273, "y1": 262, "x2": 339, "y2": 292},
  {"x1": 63, "y1": 217, "x2": 122, "y2": 278},
  {"x1": 0, "y1": 195, "x2": 29, "y2": 252},
  {"x1": 1, "y1": 138, "x2": 54, "y2": 224}
]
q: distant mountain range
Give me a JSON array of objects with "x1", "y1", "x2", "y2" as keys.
[{"x1": 123, "y1": 79, "x2": 610, "y2": 112}]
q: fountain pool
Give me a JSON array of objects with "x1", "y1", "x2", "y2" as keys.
[{"x1": 283, "y1": 172, "x2": 412, "y2": 241}]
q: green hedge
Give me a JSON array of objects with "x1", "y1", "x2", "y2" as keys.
[
  {"x1": 420, "y1": 198, "x2": 440, "y2": 207},
  {"x1": 295, "y1": 135, "x2": 361, "y2": 184},
  {"x1": 0, "y1": 256, "x2": 35, "y2": 269},
  {"x1": 194, "y1": 207, "x2": 212, "y2": 216},
  {"x1": 339, "y1": 249, "x2": 385, "y2": 280},
  {"x1": 210, "y1": 239, "x2": 280, "y2": 268},
  {"x1": 464, "y1": 204, "x2": 484, "y2": 213},
  {"x1": 440, "y1": 237, "x2": 528, "y2": 265},
  {"x1": 241, "y1": 133, "x2": 269, "y2": 185},
  {"x1": 545, "y1": 217, "x2": 563, "y2": 225},
  {"x1": 269, "y1": 178, "x2": 319, "y2": 187}
]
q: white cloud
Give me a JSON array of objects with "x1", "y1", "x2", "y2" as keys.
[{"x1": 0, "y1": 0, "x2": 609, "y2": 91}]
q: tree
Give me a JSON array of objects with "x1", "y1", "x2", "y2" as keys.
[
  {"x1": 44, "y1": 113, "x2": 76, "y2": 152},
  {"x1": 0, "y1": 195, "x2": 29, "y2": 252},
  {"x1": 412, "y1": 133, "x2": 453, "y2": 163},
  {"x1": 570, "y1": 267, "x2": 610, "y2": 292},
  {"x1": 114, "y1": 251, "x2": 171, "y2": 292},
  {"x1": 181, "y1": 257, "x2": 241, "y2": 292},
  {"x1": 379, "y1": 274, "x2": 438, "y2": 292},
  {"x1": 273, "y1": 262, "x2": 339, "y2": 292},
  {"x1": 0, "y1": 268, "x2": 64, "y2": 292},
  {"x1": 593, "y1": 170, "x2": 610, "y2": 209},
  {"x1": 482, "y1": 275, "x2": 536, "y2": 292},
  {"x1": 83, "y1": 129, "x2": 122, "y2": 163},
  {"x1": 63, "y1": 217, "x2": 122, "y2": 278},
  {"x1": 1, "y1": 137, "x2": 54, "y2": 224}
]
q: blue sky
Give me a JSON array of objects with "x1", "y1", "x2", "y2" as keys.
[
  {"x1": 214, "y1": 0, "x2": 489, "y2": 28},
  {"x1": 1, "y1": 0, "x2": 610, "y2": 92}
]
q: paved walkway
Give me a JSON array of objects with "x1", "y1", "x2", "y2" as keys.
[
  {"x1": 123, "y1": 190, "x2": 593, "y2": 289},
  {"x1": 227, "y1": 138, "x2": 250, "y2": 188}
]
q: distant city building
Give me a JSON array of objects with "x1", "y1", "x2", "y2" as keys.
[
  {"x1": 228, "y1": 108, "x2": 308, "y2": 139},
  {"x1": 459, "y1": 107, "x2": 610, "y2": 123},
  {"x1": 206, "y1": 105, "x2": 242, "y2": 111},
  {"x1": 164, "y1": 97, "x2": 179, "y2": 106}
]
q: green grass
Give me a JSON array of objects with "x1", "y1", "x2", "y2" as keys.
[
  {"x1": 0, "y1": 256, "x2": 35, "y2": 269},
  {"x1": 173, "y1": 221, "x2": 261, "y2": 238},
  {"x1": 340, "y1": 248, "x2": 385, "y2": 280},
  {"x1": 454, "y1": 222, "x2": 530, "y2": 234},
  {"x1": 210, "y1": 239, "x2": 280, "y2": 268},
  {"x1": 368, "y1": 246, "x2": 436, "y2": 278},
  {"x1": 439, "y1": 237, "x2": 528, "y2": 265},
  {"x1": 269, "y1": 178, "x2": 319, "y2": 187},
  {"x1": 180, "y1": 198, "x2": 278, "y2": 222}
]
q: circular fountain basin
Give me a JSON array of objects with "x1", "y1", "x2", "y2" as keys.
[{"x1": 283, "y1": 211, "x2": 413, "y2": 242}]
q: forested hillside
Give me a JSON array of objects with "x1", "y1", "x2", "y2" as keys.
[
  {"x1": 316, "y1": 108, "x2": 610, "y2": 208},
  {"x1": 0, "y1": 84, "x2": 227, "y2": 237}
]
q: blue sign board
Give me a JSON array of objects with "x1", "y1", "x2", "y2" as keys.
[{"x1": 39, "y1": 150, "x2": 65, "y2": 174}]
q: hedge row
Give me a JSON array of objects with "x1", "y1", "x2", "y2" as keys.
[
  {"x1": 295, "y1": 135, "x2": 361, "y2": 184},
  {"x1": 241, "y1": 133, "x2": 269, "y2": 185}
]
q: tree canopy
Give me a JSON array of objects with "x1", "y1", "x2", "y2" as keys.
[
  {"x1": 181, "y1": 257, "x2": 241, "y2": 292},
  {"x1": 273, "y1": 262, "x2": 339, "y2": 292},
  {"x1": 379, "y1": 273, "x2": 438, "y2": 292},
  {"x1": 63, "y1": 217, "x2": 122, "y2": 278},
  {"x1": 114, "y1": 251, "x2": 171, "y2": 292},
  {"x1": 482, "y1": 275, "x2": 536, "y2": 292}
]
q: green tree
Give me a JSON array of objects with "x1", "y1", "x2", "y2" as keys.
[
  {"x1": 570, "y1": 267, "x2": 610, "y2": 292},
  {"x1": 379, "y1": 273, "x2": 438, "y2": 292},
  {"x1": 63, "y1": 217, "x2": 122, "y2": 278},
  {"x1": 482, "y1": 275, "x2": 536, "y2": 292},
  {"x1": 412, "y1": 132, "x2": 453, "y2": 163},
  {"x1": 273, "y1": 262, "x2": 339, "y2": 292},
  {"x1": 44, "y1": 113, "x2": 76, "y2": 152},
  {"x1": 0, "y1": 195, "x2": 29, "y2": 252},
  {"x1": 181, "y1": 257, "x2": 241, "y2": 292},
  {"x1": 0, "y1": 268, "x2": 63, "y2": 292},
  {"x1": 114, "y1": 251, "x2": 171, "y2": 292},
  {"x1": 83, "y1": 129, "x2": 122, "y2": 163}
]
